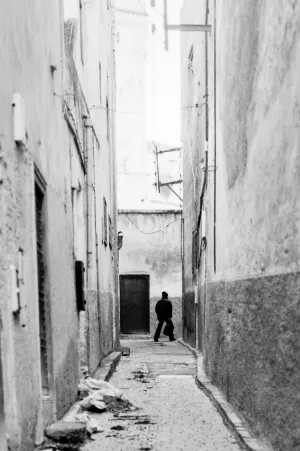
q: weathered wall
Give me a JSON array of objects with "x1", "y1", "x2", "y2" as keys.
[
  {"x1": 64, "y1": 0, "x2": 119, "y2": 374},
  {"x1": 0, "y1": 1, "x2": 119, "y2": 449},
  {"x1": 181, "y1": 1, "x2": 207, "y2": 347},
  {"x1": 181, "y1": 0, "x2": 300, "y2": 449},
  {"x1": 118, "y1": 211, "x2": 182, "y2": 337},
  {"x1": 0, "y1": 1, "x2": 79, "y2": 448}
]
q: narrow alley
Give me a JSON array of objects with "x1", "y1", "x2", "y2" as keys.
[
  {"x1": 83, "y1": 339, "x2": 241, "y2": 451},
  {"x1": 1, "y1": 0, "x2": 300, "y2": 450}
]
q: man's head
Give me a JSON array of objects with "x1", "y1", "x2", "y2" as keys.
[{"x1": 162, "y1": 291, "x2": 168, "y2": 299}]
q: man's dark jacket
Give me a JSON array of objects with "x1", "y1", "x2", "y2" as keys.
[{"x1": 155, "y1": 299, "x2": 172, "y2": 321}]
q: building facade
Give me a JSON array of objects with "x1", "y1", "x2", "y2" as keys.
[
  {"x1": 0, "y1": 1, "x2": 118, "y2": 450},
  {"x1": 118, "y1": 210, "x2": 182, "y2": 337},
  {"x1": 116, "y1": 0, "x2": 183, "y2": 338},
  {"x1": 64, "y1": 0, "x2": 119, "y2": 374},
  {"x1": 181, "y1": 1, "x2": 300, "y2": 450},
  {"x1": 116, "y1": 0, "x2": 182, "y2": 211}
]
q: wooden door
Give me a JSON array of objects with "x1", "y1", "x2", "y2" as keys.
[{"x1": 120, "y1": 275, "x2": 149, "y2": 334}]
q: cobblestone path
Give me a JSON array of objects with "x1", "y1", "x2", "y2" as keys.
[{"x1": 83, "y1": 338, "x2": 241, "y2": 451}]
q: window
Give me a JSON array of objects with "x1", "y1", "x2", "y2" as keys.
[
  {"x1": 99, "y1": 63, "x2": 102, "y2": 105},
  {"x1": 79, "y1": 0, "x2": 84, "y2": 64},
  {"x1": 35, "y1": 180, "x2": 49, "y2": 392},
  {"x1": 102, "y1": 197, "x2": 107, "y2": 246},
  {"x1": 109, "y1": 215, "x2": 113, "y2": 250}
]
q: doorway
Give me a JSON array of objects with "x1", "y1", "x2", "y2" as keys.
[
  {"x1": 0, "y1": 327, "x2": 6, "y2": 450},
  {"x1": 35, "y1": 180, "x2": 50, "y2": 393},
  {"x1": 120, "y1": 275, "x2": 150, "y2": 334}
]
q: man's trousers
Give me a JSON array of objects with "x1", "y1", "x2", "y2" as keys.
[{"x1": 154, "y1": 319, "x2": 175, "y2": 341}]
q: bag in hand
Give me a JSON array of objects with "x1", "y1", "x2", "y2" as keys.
[{"x1": 163, "y1": 323, "x2": 173, "y2": 336}]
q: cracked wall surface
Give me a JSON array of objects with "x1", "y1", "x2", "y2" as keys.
[{"x1": 181, "y1": 1, "x2": 300, "y2": 449}]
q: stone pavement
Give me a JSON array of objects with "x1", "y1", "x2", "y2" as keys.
[{"x1": 82, "y1": 338, "x2": 242, "y2": 451}]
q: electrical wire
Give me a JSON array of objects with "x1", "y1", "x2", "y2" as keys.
[
  {"x1": 89, "y1": 105, "x2": 143, "y2": 115},
  {"x1": 124, "y1": 214, "x2": 181, "y2": 235},
  {"x1": 152, "y1": 6, "x2": 163, "y2": 16},
  {"x1": 137, "y1": 0, "x2": 147, "y2": 14},
  {"x1": 90, "y1": 104, "x2": 201, "y2": 114}
]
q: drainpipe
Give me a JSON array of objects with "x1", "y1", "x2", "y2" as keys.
[
  {"x1": 213, "y1": 0, "x2": 217, "y2": 273},
  {"x1": 91, "y1": 141, "x2": 102, "y2": 358},
  {"x1": 84, "y1": 118, "x2": 94, "y2": 370},
  {"x1": 205, "y1": 0, "x2": 209, "y2": 143},
  {"x1": 85, "y1": 119, "x2": 93, "y2": 278}
]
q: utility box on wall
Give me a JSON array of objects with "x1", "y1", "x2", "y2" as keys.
[{"x1": 75, "y1": 261, "x2": 85, "y2": 311}]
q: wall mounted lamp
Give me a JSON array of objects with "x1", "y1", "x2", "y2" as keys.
[{"x1": 118, "y1": 231, "x2": 124, "y2": 250}]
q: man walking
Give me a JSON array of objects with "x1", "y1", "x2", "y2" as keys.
[{"x1": 154, "y1": 291, "x2": 175, "y2": 342}]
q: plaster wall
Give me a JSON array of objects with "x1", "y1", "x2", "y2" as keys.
[
  {"x1": 0, "y1": 1, "x2": 79, "y2": 448},
  {"x1": 118, "y1": 211, "x2": 182, "y2": 337},
  {"x1": 181, "y1": 0, "x2": 300, "y2": 449},
  {"x1": 65, "y1": 0, "x2": 119, "y2": 372},
  {"x1": 0, "y1": 1, "x2": 119, "y2": 449},
  {"x1": 181, "y1": 1, "x2": 207, "y2": 347}
]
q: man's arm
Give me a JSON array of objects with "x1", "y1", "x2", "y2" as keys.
[
  {"x1": 168, "y1": 301, "x2": 173, "y2": 318},
  {"x1": 155, "y1": 302, "x2": 159, "y2": 315}
]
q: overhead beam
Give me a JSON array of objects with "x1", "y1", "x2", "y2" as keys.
[
  {"x1": 163, "y1": 0, "x2": 211, "y2": 50},
  {"x1": 157, "y1": 147, "x2": 182, "y2": 155},
  {"x1": 158, "y1": 180, "x2": 182, "y2": 187},
  {"x1": 167, "y1": 24, "x2": 211, "y2": 32}
]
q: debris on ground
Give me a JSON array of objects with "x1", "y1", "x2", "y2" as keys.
[
  {"x1": 44, "y1": 421, "x2": 87, "y2": 450},
  {"x1": 110, "y1": 425, "x2": 126, "y2": 431},
  {"x1": 36, "y1": 446, "x2": 59, "y2": 451},
  {"x1": 134, "y1": 419, "x2": 155, "y2": 425},
  {"x1": 104, "y1": 395, "x2": 138, "y2": 415},
  {"x1": 78, "y1": 378, "x2": 123, "y2": 398},
  {"x1": 121, "y1": 347, "x2": 130, "y2": 356},
  {"x1": 78, "y1": 377, "x2": 137, "y2": 414},
  {"x1": 129, "y1": 368, "x2": 154, "y2": 386},
  {"x1": 73, "y1": 413, "x2": 104, "y2": 435},
  {"x1": 79, "y1": 392, "x2": 107, "y2": 412}
]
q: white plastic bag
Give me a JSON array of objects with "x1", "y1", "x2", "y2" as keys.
[
  {"x1": 79, "y1": 378, "x2": 124, "y2": 399},
  {"x1": 79, "y1": 392, "x2": 106, "y2": 412}
]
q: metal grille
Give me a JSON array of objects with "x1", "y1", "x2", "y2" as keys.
[{"x1": 35, "y1": 184, "x2": 48, "y2": 390}]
